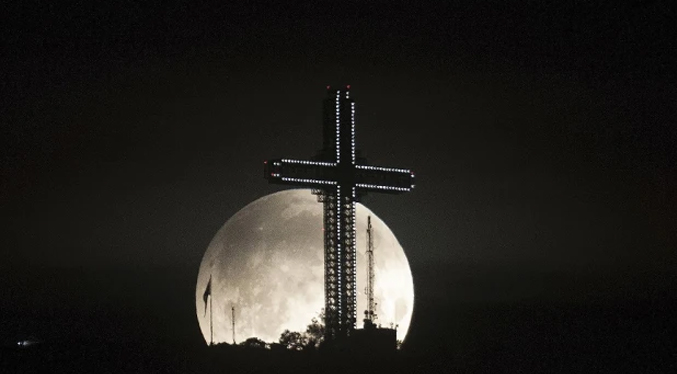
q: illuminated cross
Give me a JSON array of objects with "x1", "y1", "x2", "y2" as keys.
[{"x1": 263, "y1": 85, "x2": 415, "y2": 345}]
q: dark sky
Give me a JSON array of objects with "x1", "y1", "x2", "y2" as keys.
[{"x1": 2, "y1": 0, "x2": 676, "y2": 370}]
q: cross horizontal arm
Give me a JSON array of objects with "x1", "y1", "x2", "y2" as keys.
[
  {"x1": 354, "y1": 164, "x2": 415, "y2": 193},
  {"x1": 264, "y1": 158, "x2": 338, "y2": 188}
]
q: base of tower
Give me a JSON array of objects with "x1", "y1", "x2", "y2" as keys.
[{"x1": 319, "y1": 326, "x2": 397, "y2": 356}]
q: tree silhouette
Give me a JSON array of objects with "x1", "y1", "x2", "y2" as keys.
[
  {"x1": 278, "y1": 309, "x2": 325, "y2": 351},
  {"x1": 240, "y1": 337, "x2": 267, "y2": 349},
  {"x1": 304, "y1": 316, "x2": 324, "y2": 349},
  {"x1": 279, "y1": 329, "x2": 306, "y2": 351}
]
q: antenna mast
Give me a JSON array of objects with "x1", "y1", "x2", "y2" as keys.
[
  {"x1": 364, "y1": 216, "x2": 377, "y2": 328},
  {"x1": 232, "y1": 306, "x2": 236, "y2": 344}
]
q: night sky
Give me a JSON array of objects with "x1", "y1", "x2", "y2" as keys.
[{"x1": 2, "y1": 1, "x2": 676, "y2": 372}]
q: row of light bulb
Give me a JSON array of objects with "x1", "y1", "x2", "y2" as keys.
[
  {"x1": 277, "y1": 159, "x2": 412, "y2": 176},
  {"x1": 355, "y1": 183, "x2": 412, "y2": 192},
  {"x1": 274, "y1": 174, "x2": 412, "y2": 191},
  {"x1": 356, "y1": 165, "x2": 411, "y2": 174},
  {"x1": 336, "y1": 186, "x2": 342, "y2": 318},
  {"x1": 278, "y1": 159, "x2": 336, "y2": 167},
  {"x1": 280, "y1": 177, "x2": 337, "y2": 185}
]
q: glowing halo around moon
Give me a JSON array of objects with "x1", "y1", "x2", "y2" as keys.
[{"x1": 195, "y1": 189, "x2": 414, "y2": 345}]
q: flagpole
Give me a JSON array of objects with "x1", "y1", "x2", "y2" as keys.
[{"x1": 210, "y1": 294, "x2": 213, "y2": 346}]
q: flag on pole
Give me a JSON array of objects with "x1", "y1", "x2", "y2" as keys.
[{"x1": 203, "y1": 275, "x2": 212, "y2": 316}]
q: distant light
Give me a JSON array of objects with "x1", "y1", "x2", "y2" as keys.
[
  {"x1": 346, "y1": 85, "x2": 351, "y2": 89},
  {"x1": 264, "y1": 160, "x2": 267, "y2": 164},
  {"x1": 16, "y1": 339, "x2": 37, "y2": 347},
  {"x1": 327, "y1": 85, "x2": 331, "y2": 90}
]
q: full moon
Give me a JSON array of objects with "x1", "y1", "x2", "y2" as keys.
[{"x1": 195, "y1": 189, "x2": 414, "y2": 345}]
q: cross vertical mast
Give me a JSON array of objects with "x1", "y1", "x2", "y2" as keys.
[{"x1": 317, "y1": 87, "x2": 358, "y2": 342}]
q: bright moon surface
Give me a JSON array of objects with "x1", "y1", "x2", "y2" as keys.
[{"x1": 195, "y1": 189, "x2": 414, "y2": 345}]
